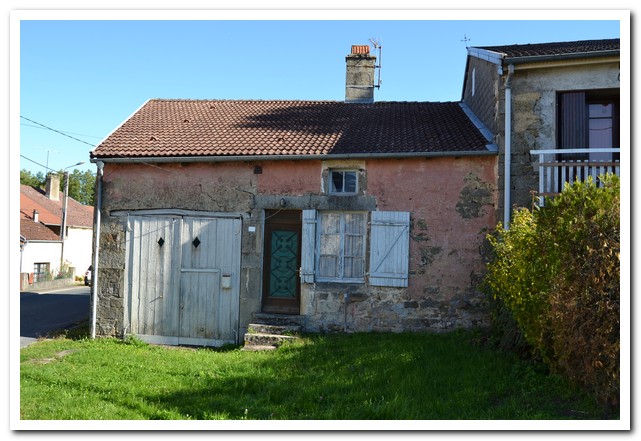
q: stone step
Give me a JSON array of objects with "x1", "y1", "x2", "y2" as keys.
[
  {"x1": 243, "y1": 332, "x2": 298, "y2": 348},
  {"x1": 241, "y1": 344, "x2": 278, "y2": 352},
  {"x1": 247, "y1": 323, "x2": 301, "y2": 336},
  {"x1": 243, "y1": 313, "x2": 305, "y2": 351},
  {"x1": 251, "y1": 313, "x2": 304, "y2": 327}
]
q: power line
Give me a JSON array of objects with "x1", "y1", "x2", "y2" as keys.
[
  {"x1": 20, "y1": 116, "x2": 97, "y2": 147},
  {"x1": 20, "y1": 154, "x2": 55, "y2": 172},
  {"x1": 20, "y1": 122, "x2": 103, "y2": 140}
]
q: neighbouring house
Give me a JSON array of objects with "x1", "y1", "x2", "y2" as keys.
[
  {"x1": 461, "y1": 38, "x2": 621, "y2": 224},
  {"x1": 89, "y1": 45, "x2": 500, "y2": 346},
  {"x1": 20, "y1": 173, "x2": 94, "y2": 289}
]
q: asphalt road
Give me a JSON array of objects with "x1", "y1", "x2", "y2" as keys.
[{"x1": 20, "y1": 285, "x2": 91, "y2": 348}]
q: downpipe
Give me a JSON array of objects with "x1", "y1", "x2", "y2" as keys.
[
  {"x1": 90, "y1": 161, "x2": 104, "y2": 339},
  {"x1": 504, "y1": 64, "x2": 515, "y2": 229}
]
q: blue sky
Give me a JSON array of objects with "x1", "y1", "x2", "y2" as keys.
[{"x1": 17, "y1": 11, "x2": 623, "y2": 175}]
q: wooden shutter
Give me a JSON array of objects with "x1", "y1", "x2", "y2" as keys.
[
  {"x1": 300, "y1": 209, "x2": 317, "y2": 283},
  {"x1": 560, "y1": 92, "x2": 587, "y2": 149},
  {"x1": 369, "y1": 211, "x2": 410, "y2": 287}
]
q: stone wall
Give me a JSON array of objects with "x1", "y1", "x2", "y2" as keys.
[
  {"x1": 463, "y1": 56, "x2": 620, "y2": 217},
  {"x1": 94, "y1": 155, "x2": 497, "y2": 339},
  {"x1": 506, "y1": 61, "x2": 620, "y2": 210},
  {"x1": 301, "y1": 282, "x2": 490, "y2": 334}
]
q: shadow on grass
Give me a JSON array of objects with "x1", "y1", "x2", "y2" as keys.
[{"x1": 142, "y1": 332, "x2": 611, "y2": 420}]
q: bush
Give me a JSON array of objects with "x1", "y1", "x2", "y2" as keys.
[
  {"x1": 485, "y1": 206, "x2": 558, "y2": 363},
  {"x1": 542, "y1": 175, "x2": 620, "y2": 407},
  {"x1": 485, "y1": 174, "x2": 620, "y2": 407}
]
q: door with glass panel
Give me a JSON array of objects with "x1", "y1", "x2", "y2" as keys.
[{"x1": 262, "y1": 210, "x2": 302, "y2": 314}]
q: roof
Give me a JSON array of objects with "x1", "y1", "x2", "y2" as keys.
[
  {"x1": 475, "y1": 38, "x2": 619, "y2": 60},
  {"x1": 91, "y1": 100, "x2": 492, "y2": 159},
  {"x1": 20, "y1": 184, "x2": 94, "y2": 229},
  {"x1": 20, "y1": 215, "x2": 61, "y2": 241}
]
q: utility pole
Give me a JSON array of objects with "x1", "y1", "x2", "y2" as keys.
[{"x1": 59, "y1": 161, "x2": 84, "y2": 275}]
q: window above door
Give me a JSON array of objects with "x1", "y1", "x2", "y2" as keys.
[
  {"x1": 329, "y1": 170, "x2": 359, "y2": 195},
  {"x1": 320, "y1": 160, "x2": 366, "y2": 197}
]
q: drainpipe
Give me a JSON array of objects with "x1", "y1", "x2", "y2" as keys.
[
  {"x1": 90, "y1": 160, "x2": 104, "y2": 339},
  {"x1": 504, "y1": 64, "x2": 515, "y2": 229},
  {"x1": 20, "y1": 236, "x2": 27, "y2": 275}
]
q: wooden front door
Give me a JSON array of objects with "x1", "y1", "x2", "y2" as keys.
[{"x1": 262, "y1": 210, "x2": 302, "y2": 314}]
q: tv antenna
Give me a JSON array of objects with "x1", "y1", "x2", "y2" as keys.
[
  {"x1": 369, "y1": 37, "x2": 383, "y2": 89},
  {"x1": 38, "y1": 147, "x2": 59, "y2": 173}
]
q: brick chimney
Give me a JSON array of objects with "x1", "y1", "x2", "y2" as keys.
[
  {"x1": 345, "y1": 45, "x2": 376, "y2": 103},
  {"x1": 45, "y1": 173, "x2": 60, "y2": 201}
]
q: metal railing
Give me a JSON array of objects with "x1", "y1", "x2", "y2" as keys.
[{"x1": 530, "y1": 148, "x2": 620, "y2": 204}]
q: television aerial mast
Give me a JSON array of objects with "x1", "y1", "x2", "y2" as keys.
[{"x1": 369, "y1": 37, "x2": 383, "y2": 89}]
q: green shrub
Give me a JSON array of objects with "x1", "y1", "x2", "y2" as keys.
[
  {"x1": 541, "y1": 175, "x2": 620, "y2": 407},
  {"x1": 485, "y1": 207, "x2": 558, "y2": 363},
  {"x1": 485, "y1": 174, "x2": 620, "y2": 407}
]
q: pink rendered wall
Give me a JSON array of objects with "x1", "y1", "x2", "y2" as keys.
[
  {"x1": 366, "y1": 156, "x2": 498, "y2": 300},
  {"x1": 256, "y1": 160, "x2": 321, "y2": 195},
  {"x1": 102, "y1": 162, "x2": 256, "y2": 212}
]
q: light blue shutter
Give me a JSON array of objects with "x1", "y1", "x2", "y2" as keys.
[
  {"x1": 369, "y1": 211, "x2": 410, "y2": 287},
  {"x1": 300, "y1": 209, "x2": 317, "y2": 283}
]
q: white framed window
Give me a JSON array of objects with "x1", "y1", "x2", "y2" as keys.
[
  {"x1": 329, "y1": 170, "x2": 358, "y2": 195},
  {"x1": 317, "y1": 211, "x2": 366, "y2": 282}
]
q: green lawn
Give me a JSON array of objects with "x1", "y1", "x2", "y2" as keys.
[{"x1": 19, "y1": 329, "x2": 614, "y2": 421}]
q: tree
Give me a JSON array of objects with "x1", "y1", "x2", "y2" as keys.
[
  {"x1": 20, "y1": 169, "x2": 46, "y2": 188},
  {"x1": 20, "y1": 168, "x2": 96, "y2": 206},
  {"x1": 64, "y1": 169, "x2": 96, "y2": 206}
]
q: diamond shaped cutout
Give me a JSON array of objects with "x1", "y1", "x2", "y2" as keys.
[
  {"x1": 192, "y1": 237, "x2": 201, "y2": 248},
  {"x1": 157, "y1": 237, "x2": 165, "y2": 247}
]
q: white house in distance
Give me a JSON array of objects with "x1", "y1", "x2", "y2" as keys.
[{"x1": 20, "y1": 173, "x2": 94, "y2": 287}]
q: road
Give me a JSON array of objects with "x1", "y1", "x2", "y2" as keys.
[{"x1": 20, "y1": 285, "x2": 91, "y2": 348}]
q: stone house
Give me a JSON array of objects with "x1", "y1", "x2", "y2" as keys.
[
  {"x1": 461, "y1": 38, "x2": 621, "y2": 226},
  {"x1": 89, "y1": 45, "x2": 499, "y2": 346}
]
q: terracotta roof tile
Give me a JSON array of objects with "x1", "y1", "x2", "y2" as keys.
[
  {"x1": 20, "y1": 216, "x2": 61, "y2": 241},
  {"x1": 476, "y1": 38, "x2": 619, "y2": 59},
  {"x1": 91, "y1": 100, "x2": 491, "y2": 159},
  {"x1": 20, "y1": 185, "x2": 94, "y2": 228}
]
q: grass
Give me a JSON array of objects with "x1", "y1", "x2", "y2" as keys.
[{"x1": 19, "y1": 327, "x2": 615, "y2": 421}]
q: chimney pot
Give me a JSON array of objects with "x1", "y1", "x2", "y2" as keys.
[
  {"x1": 33, "y1": 209, "x2": 39, "y2": 223},
  {"x1": 351, "y1": 45, "x2": 370, "y2": 55}
]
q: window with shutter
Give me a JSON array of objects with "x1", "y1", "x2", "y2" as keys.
[
  {"x1": 369, "y1": 211, "x2": 410, "y2": 287},
  {"x1": 558, "y1": 89, "x2": 620, "y2": 161},
  {"x1": 317, "y1": 211, "x2": 366, "y2": 282},
  {"x1": 300, "y1": 210, "x2": 409, "y2": 286}
]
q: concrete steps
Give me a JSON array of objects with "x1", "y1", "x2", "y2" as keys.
[{"x1": 242, "y1": 314, "x2": 303, "y2": 351}]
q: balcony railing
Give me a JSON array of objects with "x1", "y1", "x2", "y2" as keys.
[{"x1": 530, "y1": 148, "x2": 620, "y2": 204}]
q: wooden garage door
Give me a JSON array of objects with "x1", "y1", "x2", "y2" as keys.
[{"x1": 126, "y1": 215, "x2": 241, "y2": 346}]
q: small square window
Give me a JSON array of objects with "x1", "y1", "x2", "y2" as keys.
[{"x1": 330, "y1": 170, "x2": 358, "y2": 195}]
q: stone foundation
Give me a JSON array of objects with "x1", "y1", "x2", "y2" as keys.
[{"x1": 301, "y1": 284, "x2": 490, "y2": 334}]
